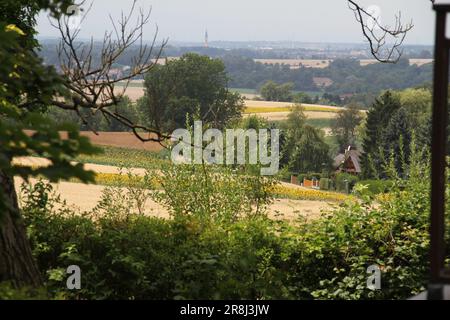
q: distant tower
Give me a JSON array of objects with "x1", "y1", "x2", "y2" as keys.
[{"x1": 204, "y1": 29, "x2": 209, "y2": 48}]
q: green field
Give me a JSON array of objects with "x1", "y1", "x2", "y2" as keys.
[
  {"x1": 230, "y1": 88, "x2": 258, "y2": 94},
  {"x1": 76, "y1": 146, "x2": 170, "y2": 169}
]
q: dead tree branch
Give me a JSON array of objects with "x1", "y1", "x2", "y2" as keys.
[
  {"x1": 347, "y1": 0, "x2": 414, "y2": 63},
  {"x1": 50, "y1": 0, "x2": 169, "y2": 142}
]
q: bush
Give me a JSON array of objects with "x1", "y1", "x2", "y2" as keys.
[
  {"x1": 287, "y1": 179, "x2": 438, "y2": 300},
  {"x1": 151, "y1": 163, "x2": 276, "y2": 223},
  {"x1": 21, "y1": 181, "x2": 289, "y2": 299},
  {"x1": 319, "y1": 178, "x2": 332, "y2": 190},
  {"x1": 356, "y1": 179, "x2": 394, "y2": 196},
  {"x1": 17, "y1": 154, "x2": 450, "y2": 300},
  {"x1": 335, "y1": 173, "x2": 359, "y2": 193}
]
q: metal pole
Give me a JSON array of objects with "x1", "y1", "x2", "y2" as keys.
[{"x1": 429, "y1": 7, "x2": 449, "y2": 299}]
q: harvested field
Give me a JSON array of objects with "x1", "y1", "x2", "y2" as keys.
[
  {"x1": 244, "y1": 111, "x2": 336, "y2": 121},
  {"x1": 253, "y1": 58, "x2": 433, "y2": 69},
  {"x1": 119, "y1": 84, "x2": 261, "y2": 101},
  {"x1": 15, "y1": 178, "x2": 331, "y2": 223},
  {"x1": 360, "y1": 58, "x2": 433, "y2": 66},
  {"x1": 409, "y1": 58, "x2": 433, "y2": 66},
  {"x1": 13, "y1": 158, "x2": 334, "y2": 223},
  {"x1": 244, "y1": 100, "x2": 342, "y2": 110},
  {"x1": 24, "y1": 130, "x2": 163, "y2": 151},
  {"x1": 116, "y1": 86, "x2": 145, "y2": 102},
  {"x1": 77, "y1": 132, "x2": 163, "y2": 151}
]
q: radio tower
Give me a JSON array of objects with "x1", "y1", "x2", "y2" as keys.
[{"x1": 204, "y1": 29, "x2": 209, "y2": 48}]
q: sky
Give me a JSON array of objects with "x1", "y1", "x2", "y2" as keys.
[{"x1": 36, "y1": 0, "x2": 439, "y2": 45}]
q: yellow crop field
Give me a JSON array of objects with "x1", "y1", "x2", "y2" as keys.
[
  {"x1": 72, "y1": 172, "x2": 350, "y2": 203},
  {"x1": 244, "y1": 106, "x2": 339, "y2": 114},
  {"x1": 272, "y1": 185, "x2": 351, "y2": 202}
]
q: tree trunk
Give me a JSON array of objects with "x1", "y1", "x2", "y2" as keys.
[{"x1": 0, "y1": 170, "x2": 42, "y2": 287}]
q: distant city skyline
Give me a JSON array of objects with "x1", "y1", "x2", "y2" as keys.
[{"x1": 37, "y1": 0, "x2": 437, "y2": 45}]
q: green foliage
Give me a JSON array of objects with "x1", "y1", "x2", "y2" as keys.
[
  {"x1": 294, "y1": 182, "x2": 434, "y2": 299},
  {"x1": 19, "y1": 156, "x2": 448, "y2": 300},
  {"x1": 354, "y1": 180, "x2": 394, "y2": 196},
  {"x1": 304, "y1": 118, "x2": 333, "y2": 129},
  {"x1": 361, "y1": 89, "x2": 432, "y2": 179},
  {"x1": 0, "y1": 282, "x2": 49, "y2": 300},
  {"x1": 0, "y1": 8, "x2": 99, "y2": 213},
  {"x1": 0, "y1": 107, "x2": 99, "y2": 183},
  {"x1": 335, "y1": 173, "x2": 359, "y2": 193},
  {"x1": 152, "y1": 163, "x2": 276, "y2": 223},
  {"x1": 331, "y1": 103, "x2": 364, "y2": 151},
  {"x1": 280, "y1": 107, "x2": 331, "y2": 174},
  {"x1": 21, "y1": 178, "x2": 289, "y2": 300},
  {"x1": 138, "y1": 53, "x2": 244, "y2": 132},
  {"x1": 260, "y1": 81, "x2": 294, "y2": 102},
  {"x1": 293, "y1": 92, "x2": 314, "y2": 104},
  {"x1": 288, "y1": 125, "x2": 331, "y2": 174},
  {"x1": 319, "y1": 178, "x2": 332, "y2": 191},
  {"x1": 222, "y1": 55, "x2": 433, "y2": 103},
  {"x1": 240, "y1": 114, "x2": 269, "y2": 130},
  {"x1": 76, "y1": 146, "x2": 170, "y2": 170},
  {"x1": 93, "y1": 168, "x2": 154, "y2": 217}
]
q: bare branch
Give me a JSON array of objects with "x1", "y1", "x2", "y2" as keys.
[
  {"x1": 50, "y1": 0, "x2": 169, "y2": 142},
  {"x1": 347, "y1": 0, "x2": 414, "y2": 63}
]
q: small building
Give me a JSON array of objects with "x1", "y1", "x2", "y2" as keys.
[{"x1": 333, "y1": 147, "x2": 361, "y2": 175}]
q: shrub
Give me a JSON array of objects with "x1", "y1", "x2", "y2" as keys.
[
  {"x1": 319, "y1": 178, "x2": 331, "y2": 191},
  {"x1": 150, "y1": 163, "x2": 276, "y2": 223},
  {"x1": 356, "y1": 179, "x2": 394, "y2": 196},
  {"x1": 21, "y1": 181, "x2": 289, "y2": 299},
  {"x1": 335, "y1": 173, "x2": 359, "y2": 193},
  {"x1": 289, "y1": 177, "x2": 447, "y2": 300},
  {"x1": 17, "y1": 152, "x2": 449, "y2": 300}
]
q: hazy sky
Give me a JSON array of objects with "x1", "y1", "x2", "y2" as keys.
[{"x1": 37, "y1": 0, "x2": 439, "y2": 45}]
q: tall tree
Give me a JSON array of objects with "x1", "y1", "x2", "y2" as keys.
[
  {"x1": 289, "y1": 125, "x2": 331, "y2": 174},
  {"x1": 280, "y1": 106, "x2": 330, "y2": 174},
  {"x1": 361, "y1": 91, "x2": 402, "y2": 178},
  {"x1": 382, "y1": 107, "x2": 412, "y2": 177},
  {"x1": 260, "y1": 81, "x2": 294, "y2": 102},
  {"x1": 138, "y1": 53, "x2": 244, "y2": 131},
  {"x1": 331, "y1": 103, "x2": 364, "y2": 151}
]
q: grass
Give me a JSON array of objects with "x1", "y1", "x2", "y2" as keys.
[
  {"x1": 76, "y1": 146, "x2": 170, "y2": 170},
  {"x1": 305, "y1": 118, "x2": 333, "y2": 129}
]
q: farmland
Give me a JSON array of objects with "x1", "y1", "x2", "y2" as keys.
[
  {"x1": 256, "y1": 58, "x2": 433, "y2": 69},
  {"x1": 115, "y1": 80, "x2": 344, "y2": 123},
  {"x1": 243, "y1": 101, "x2": 349, "y2": 122},
  {"x1": 14, "y1": 145, "x2": 349, "y2": 222},
  {"x1": 254, "y1": 58, "x2": 331, "y2": 69},
  {"x1": 1, "y1": 0, "x2": 442, "y2": 303}
]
